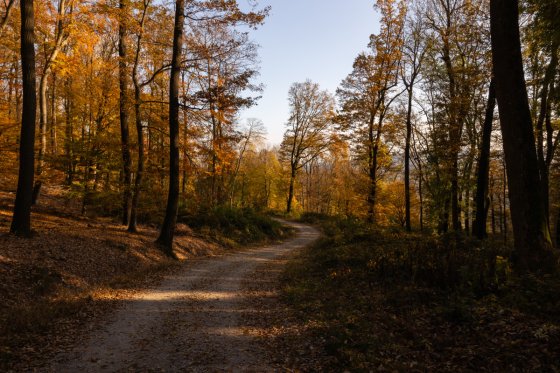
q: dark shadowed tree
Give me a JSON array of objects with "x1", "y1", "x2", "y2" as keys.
[
  {"x1": 401, "y1": 5, "x2": 426, "y2": 231},
  {"x1": 118, "y1": 0, "x2": 132, "y2": 226},
  {"x1": 11, "y1": 0, "x2": 37, "y2": 236},
  {"x1": 155, "y1": 0, "x2": 185, "y2": 255},
  {"x1": 473, "y1": 78, "x2": 495, "y2": 239},
  {"x1": 490, "y1": 0, "x2": 557, "y2": 273}
]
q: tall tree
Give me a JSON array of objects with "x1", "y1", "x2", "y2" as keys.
[
  {"x1": 473, "y1": 78, "x2": 495, "y2": 239},
  {"x1": 127, "y1": 0, "x2": 151, "y2": 233},
  {"x1": 118, "y1": 0, "x2": 132, "y2": 226},
  {"x1": 156, "y1": 0, "x2": 267, "y2": 252},
  {"x1": 280, "y1": 81, "x2": 334, "y2": 213},
  {"x1": 401, "y1": 5, "x2": 425, "y2": 231},
  {"x1": 11, "y1": 0, "x2": 37, "y2": 236},
  {"x1": 490, "y1": 0, "x2": 557, "y2": 272},
  {"x1": 337, "y1": 0, "x2": 406, "y2": 223},
  {"x1": 155, "y1": 0, "x2": 184, "y2": 255},
  {"x1": 33, "y1": 0, "x2": 72, "y2": 204}
]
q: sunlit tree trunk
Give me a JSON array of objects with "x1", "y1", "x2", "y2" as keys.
[
  {"x1": 128, "y1": 1, "x2": 150, "y2": 233},
  {"x1": 50, "y1": 73, "x2": 57, "y2": 155}
]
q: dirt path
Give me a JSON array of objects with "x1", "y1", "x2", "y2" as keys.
[{"x1": 45, "y1": 221, "x2": 319, "y2": 372}]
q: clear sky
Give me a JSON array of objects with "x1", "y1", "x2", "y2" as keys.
[{"x1": 240, "y1": 0, "x2": 380, "y2": 145}]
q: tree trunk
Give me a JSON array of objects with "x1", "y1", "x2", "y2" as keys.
[
  {"x1": 64, "y1": 78, "x2": 74, "y2": 185},
  {"x1": 367, "y1": 114, "x2": 383, "y2": 224},
  {"x1": 418, "y1": 173, "x2": 423, "y2": 232},
  {"x1": 50, "y1": 73, "x2": 57, "y2": 155},
  {"x1": 535, "y1": 51, "x2": 558, "y2": 228},
  {"x1": 128, "y1": 3, "x2": 149, "y2": 233},
  {"x1": 490, "y1": 0, "x2": 556, "y2": 273},
  {"x1": 404, "y1": 83, "x2": 413, "y2": 232},
  {"x1": 32, "y1": 72, "x2": 48, "y2": 205},
  {"x1": 156, "y1": 0, "x2": 184, "y2": 256},
  {"x1": 474, "y1": 78, "x2": 496, "y2": 239},
  {"x1": 556, "y1": 208, "x2": 560, "y2": 248},
  {"x1": 286, "y1": 167, "x2": 296, "y2": 213},
  {"x1": 128, "y1": 85, "x2": 144, "y2": 233},
  {"x1": 118, "y1": 0, "x2": 132, "y2": 226},
  {"x1": 11, "y1": 0, "x2": 37, "y2": 236}
]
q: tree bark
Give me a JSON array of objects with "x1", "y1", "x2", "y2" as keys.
[
  {"x1": 118, "y1": 0, "x2": 132, "y2": 226},
  {"x1": 473, "y1": 78, "x2": 496, "y2": 239},
  {"x1": 128, "y1": 2, "x2": 149, "y2": 233},
  {"x1": 535, "y1": 50, "x2": 558, "y2": 228},
  {"x1": 556, "y1": 209, "x2": 560, "y2": 248},
  {"x1": 490, "y1": 0, "x2": 556, "y2": 273},
  {"x1": 50, "y1": 73, "x2": 57, "y2": 154},
  {"x1": 286, "y1": 167, "x2": 296, "y2": 213},
  {"x1": 11, "y1": 0, "x2": 37, "y2": 236},
  {"x1": 128, "y1": 83, "x2": 144, "y2": 233},
  {"x1": 404, "y1": 83, "x2": 413, "y2": 231},
  {"x1": 156, "y1": 0, "x2": 184, "y2": 256}
]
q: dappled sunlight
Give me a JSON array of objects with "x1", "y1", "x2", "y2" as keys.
[{"x1": 43, "y1": 222, "x2": 320, "y2": 372}]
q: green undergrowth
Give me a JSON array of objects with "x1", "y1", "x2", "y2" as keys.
[
  {"x1": 179, "y1": 207, "x2": 294, "y2": 247},
  {"x1": 282, "y1": 213, "x2": 560, "y2": 371}
]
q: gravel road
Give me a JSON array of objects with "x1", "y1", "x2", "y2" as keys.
[{"x1": 45, "y1": 221, "x2": 320, "y2": 372}]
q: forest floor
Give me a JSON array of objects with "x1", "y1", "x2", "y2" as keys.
[
  {"x1": 0, "y1": 186, "x2": 326, "y2": 371},
  {"x1": 281, "y1": 215, "x2": 560, "y2": 372},
  {"x1": 41, "y1": 222, "x2": 322, "y2": 372}
]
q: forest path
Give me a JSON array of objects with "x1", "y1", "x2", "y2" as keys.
[{"x1": 46, "y1": 221, "x2": 319, "y2": 372}]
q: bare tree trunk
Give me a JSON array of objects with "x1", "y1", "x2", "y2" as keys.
[
  {"x1": 50, "y1": 73, "x2": 57, "y2": 154},
  {"x1": 118, "y1": 0, "x2": 132, "y2": 226},
  {"x1": 156, "y1": 0, "x2": 184, "y2": 256},
  {"x1": 556, "y1": 209, "x2": 560, "y2": 248},
  {"x1": 286, "y1": 167, "x2": 296, "y2": 213},
  {"x1": 11, "y1": 0, "x2": 37, "y2": 236},
  {"x1": 404, "y1": 84, "x2": 413, "y2": 231},
  {"x1": 128, "y1": 1, "x2": 149, "y2": 233},
  {"x1": 474, "y1": 78, "x2": 496, "y2": 239},
  {"x1": 128, "y1": 85, "x2": 144, "y2": 233},
  {"x1": 64, "y1": 78, "x2": 74, "y2": 185},
  {"x1": 32, "y1": 73, "x2": 48, "y2": 205},
  {"x1": 367, "y1": 114, "x2": 383, "y2": 224},
  {"x1": 490, "y1": 0, "x2": 556, "y2": 273},
  {"x1": 536, "y1": 51, "x2": 558, "y2": 228},
  {"x1": 491, "y1": 191, "x2": 495, "y2": 235}
]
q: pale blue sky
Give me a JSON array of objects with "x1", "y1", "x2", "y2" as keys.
[{"x1": 240, "y1": 0, "x2": 380, "y2": 145}]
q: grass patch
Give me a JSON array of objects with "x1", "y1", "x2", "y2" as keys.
[{"x1": 282, "y1": 215, "x2": 560, "y2": 371}]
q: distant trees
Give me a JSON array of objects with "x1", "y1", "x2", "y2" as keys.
[
  {"x1": 401, "y1": 6, "x2": 426, "y2": 232},
  {"x1": 3, "y1": 0, "x2": 560, "y2": 274},
  {"x1": 2, "y1": 0, "x2": 269, "y2": 245},
  {"x1": 280, "y1": 81, "x2": 334, "y2": 213},
  {"x1": 337, "y1": 0, "x2": 406, "y2": 223}
]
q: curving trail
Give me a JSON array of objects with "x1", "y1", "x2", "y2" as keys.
[{"x1": 46, "y1": 221, "x2": 319, "y2": 372}]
